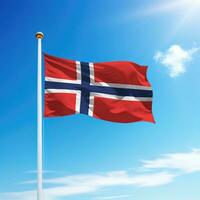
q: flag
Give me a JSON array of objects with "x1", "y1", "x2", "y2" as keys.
[{"x1": 44, "y1": 54, "x2": 155, "y2": 123}]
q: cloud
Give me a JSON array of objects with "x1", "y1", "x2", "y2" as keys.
[
  {"x1": 94, "y1": 194, "x2": 132, "y2": 199},
  {"x1": 142, "y1": 149, "x2": 200, "y2": 173},
  {"x1": 154, "y1": 44, "x2": 199, "y2": 77},
  {"x1": 21, "y1": 170, "x2": 175, "y2": 187},
  {"x1": 26, "y1": 170, "x2": 56, "y2": 174},
  {"x1": 43, "y1": 170, "x2": 175, "y2": 187},
  {"x1": 0, "y1": 171, "x2": 175, "y2": 200},
  {"x1": 0, "y1": 191, "x2": 36, "y2": 200},
  {"x1": 2, "y1": 149, "x2": 200, "y2": 200}
]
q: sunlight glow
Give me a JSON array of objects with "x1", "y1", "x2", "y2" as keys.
[{"x1": 184, "y1": 0, "x2": 200, "y2": 11}]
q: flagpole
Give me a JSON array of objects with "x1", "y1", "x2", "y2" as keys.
[{"x1": 36, "y1": 32, "x2": 44, "y2": 200}]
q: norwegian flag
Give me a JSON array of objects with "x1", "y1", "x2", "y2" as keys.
[{"x1": 44, "y1": 54, "x2": 155, "y2": 123}]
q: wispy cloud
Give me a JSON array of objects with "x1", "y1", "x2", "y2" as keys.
[
  {"x1": 0, "y1": 171, "x2": 175, "y2": 200},
  {"x1": 154, "y1": 44, "x2": 199, "y2": 77},
  {"x1": 2, "y1": 149, "x2": 200, "y2": 200},
  {"x1": 1, "y1": 191, "x2": 36, "y2": 200},
  {"x1": 26, "y1": 170, "x2": 57, "y2": 174},
  {"x1": 94, "y1": 194, "x2": 132, "y2": 200},
  {"x1": 142, "y1": 149, "x2": 200, "y2": 173}
]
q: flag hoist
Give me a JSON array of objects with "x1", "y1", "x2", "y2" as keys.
[{"x1": 36, "y1": 32, "x2": 44, "y2": 200}]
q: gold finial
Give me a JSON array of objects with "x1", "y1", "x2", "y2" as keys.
[{"x1": 36, "y1": 32, "x2": 44, "y2": 39}]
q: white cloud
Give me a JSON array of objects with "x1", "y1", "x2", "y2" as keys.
[
  {"x1": 2, "y1": 149, "x2": 200, "y2": 200},
  {"x1": 0, "y1": 191, "x2": 36, "y2": 200},
  {"x1": 21, "y1": 170, "x2": 174, "y2": 187},
  {"x1": 94, "y1": 194, "x2": 132, "y2": 199},
  {"x1": 142, "y1": 149, "x2": 200, "y2": 173},
  {"x1": 44, "y1": 171, "x2": 174, "y2": 187},
  {"x1": 154, "y1": 44, "x2": 199, "y2": 77},
  {"x1": 26, "y1": 170, "x2": 56, "y2": 174},
  {"x1": 0, "y1": 171, "x2": 175, "y2": 200}
]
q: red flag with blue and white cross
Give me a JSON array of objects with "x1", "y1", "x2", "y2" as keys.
[{"x1": 44, "y1": 54, "x2": 155, "y2": 123}]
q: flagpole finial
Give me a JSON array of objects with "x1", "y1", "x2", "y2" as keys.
[{"x1": 36, "y1": 32, "x2": 44, "y2": 39}]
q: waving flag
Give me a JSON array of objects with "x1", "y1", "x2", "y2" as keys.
[{"x1": 44, "y1": 54, "x2": 154, "y2": 123}]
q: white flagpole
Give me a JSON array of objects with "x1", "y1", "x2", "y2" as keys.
[{"x1": 36, "y1": 32, "x2": 44, "y2": 200}]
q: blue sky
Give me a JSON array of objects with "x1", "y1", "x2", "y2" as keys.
[{"x1": 0, "y1": 0, "x2": 200, "y2": 199}]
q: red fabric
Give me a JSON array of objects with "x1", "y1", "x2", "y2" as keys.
[
  {"x1": 94, "y1": 62, "x2": 150, "y2": 86},
  {"x1": 93, "y1": 97, "x2": 154, "y2": 123},
  {"x1": 45, "y1": 93, "x2": 76, "y2": 117},
  {"x1": 45, "y1": 54, "x2": 77, "y2": 80}
]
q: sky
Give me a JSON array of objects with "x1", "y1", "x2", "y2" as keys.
[{"x1": 0, "y1": 0, "x2": 200, "y2": 199}]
